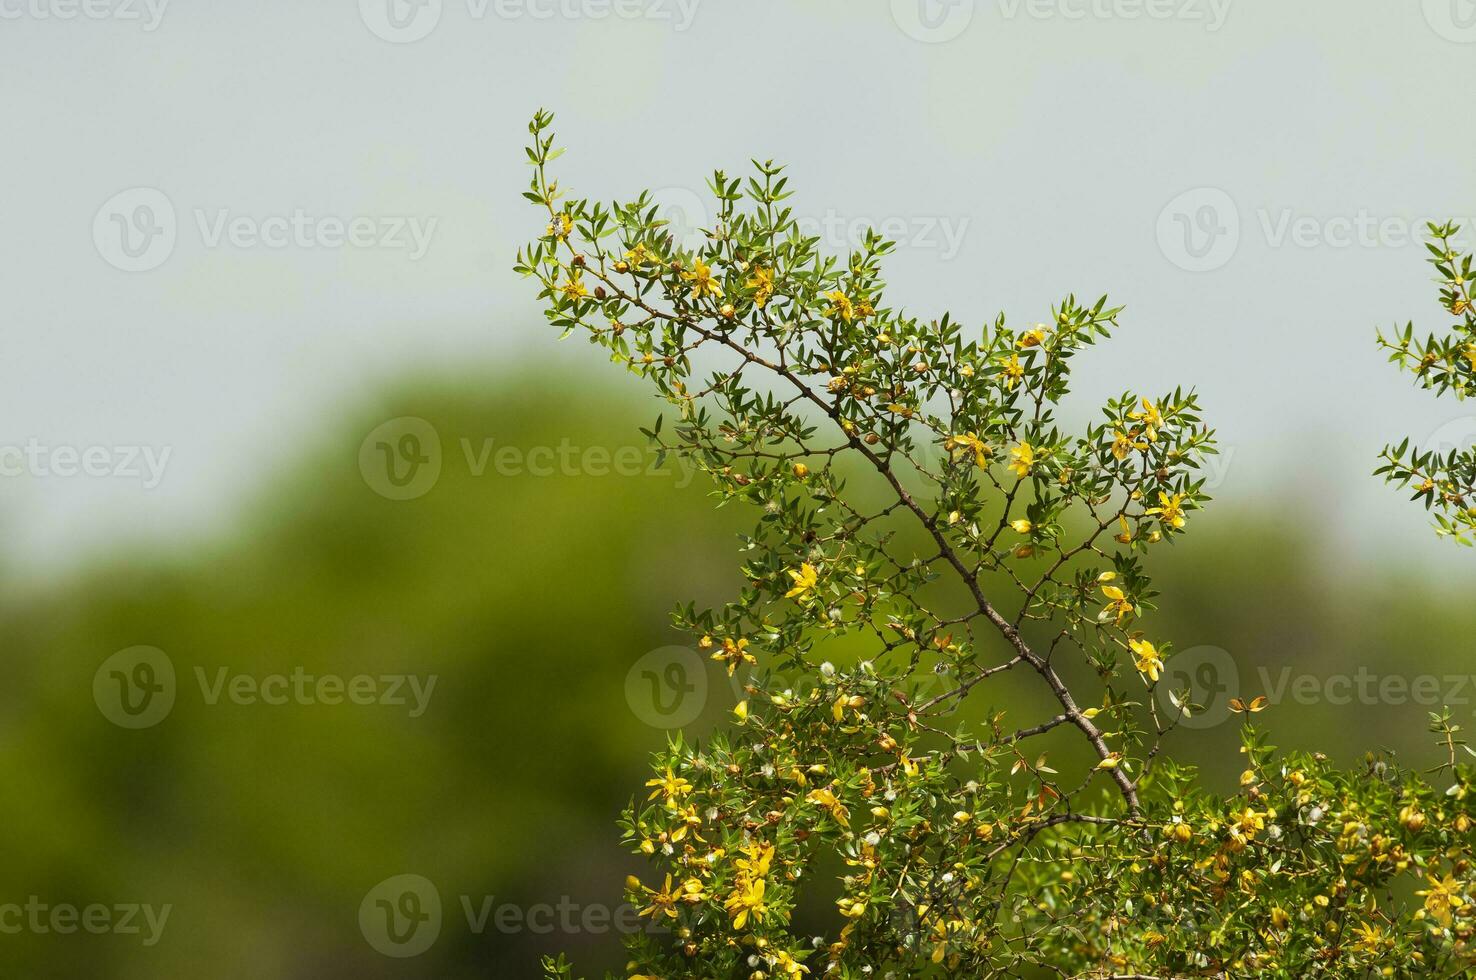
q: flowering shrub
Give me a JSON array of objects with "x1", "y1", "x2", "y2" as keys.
[
  {"x1": 518, "y1": 112, "x2": 1476, "y2": 978},
  {"x1": 1377, "y1": 222, "x2": 1476, "y2": 545}
]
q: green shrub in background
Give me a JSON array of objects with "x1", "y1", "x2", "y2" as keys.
[{"x1": 0, "y1": 381, "x2": 739, "y2": 979}]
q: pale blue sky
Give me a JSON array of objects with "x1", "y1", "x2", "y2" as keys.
[{"x1": 4, "y1": 0, "x2": 1476, "y2": 571}]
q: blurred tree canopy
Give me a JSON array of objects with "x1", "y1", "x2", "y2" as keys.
[{"x1": 0, "y1": 370, "x2": 1471, "y2": 977}]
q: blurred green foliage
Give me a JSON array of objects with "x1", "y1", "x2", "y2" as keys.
[{"x1": 0, "y1": 369, "x2": 1471, "y2": 976}]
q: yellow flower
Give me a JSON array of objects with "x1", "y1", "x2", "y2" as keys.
[
  {"x1": 785, "y1": 562, "x2": 819, "y2": 599},
  {"x1": 1350, "y1": 921, "x2": 1389, "y2": 955},
  {"x1": 1100, "y1": 584, "x2": 1134, "y2": 625},
  {"x1": 711, "y1": 636, "x2": 756, "y2": 676},
  {"x1": 645, "y1": 766, "x2": 692, "y2": 805},
  {"x1": 806, "y1": 786, "x2": 851, "y2": 827},
  {"x1": 546, "y1": 213, "x2": 573, "y2": 239},
  {"x1": 736, "y1": 841, "x2": 774, "y2": 878},
  {"x1": 669, "y1": 804, "x2": 702, "y2": 842},
  {"x1": 724, "y1": 876, "x2": 767, "y2": 929},
  {"x1": 948, "y1": 432, "x2": 991, "y2": 468},
  {"x1": 772, "y1": 950, "x2": 810, "y2": 977},
  {"x1": 1007, "y1": 442, "x2": 1036, "y2": 479},
  {"x1": 1129, "y1": 638, "x2": 1163, "y2": 683},
  {"x1": 734, "y1": 700, "x2": 749, "y2": 723},
  {"x1": 1096, "y1": 752, "x2": 1124, "y2": 770},
  {"x1": 682, "y1": 258, "x2": 722, "y2": 300},
  {"x1": 1465, "y1": 343, "x2": 1476, "y2": 370},
  {"x1": 1110, "y1": 429, "x2": 1147, "y2": 461},
  {"x1": 1011, "y1": 518, "x2": 1033, "y2": 534},
  {"x1": 1129, "y1": 397, "x2": 1164, "y2": 441},
  {"x1": 1018, "y1": 325, "x2": 1048, "y2": 348},
  {"x1": 1418, "y1": 873, "x2": 1466, "y2": 927},
  {"x1": 831, "y1": 692, "x2": 863, "y2": 722},
  {"x1": 624, "y1": 242, "x2": 657, "y2": 266},
  {"x1": 1000, "y1": 354, "x2": 1025, "y2": 390},
  {"x1": 561, "y1": 272, "x2": 589, "y2": 300},
  {"x1": 746, "y1": 266, "x2": 775, "y2": 308},
  {"x1": 825, "y1": 290, "x2": 855, "y2": 322},
  {"x1": 1145, "y1": 491, "x2": 1187, "y2": 529},
  {"x1": 638, "y1": 874, "x2": 680, "y2": 920},
  {"x1": 1227, "y1": 807, "x2": 1266, "y2": 847}
]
